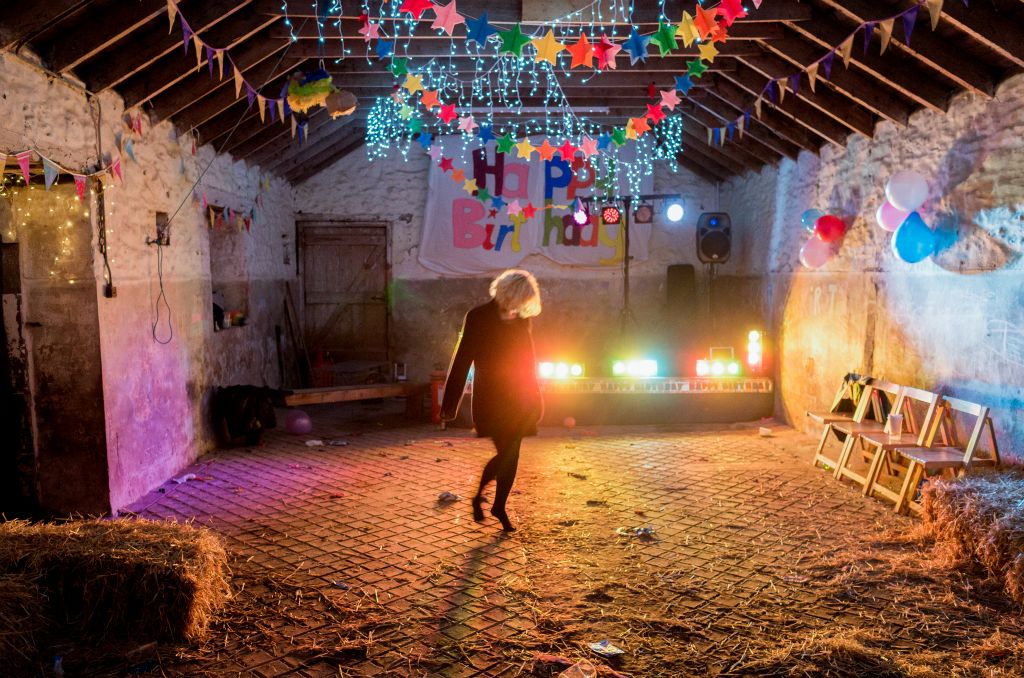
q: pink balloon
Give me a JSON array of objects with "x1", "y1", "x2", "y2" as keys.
[
  {"x1": 799, "y1": 235, "x2": 832, "y2": 269},
  {"x1": 813, "y1": 214, "x2": 846, "y2": 242},
  {"x1": 285, "y1": 410, "x2": 313, "y2": 435},
  {"x1": 875, "y1": 201, "x2": 910, "y2": 232}
]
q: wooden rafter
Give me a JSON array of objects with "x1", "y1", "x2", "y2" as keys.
[
  {"x1": 929, "y1": 0, "x2": 1024, "y2": 68},
  {"x1": 46, "y1": 0, "x2": 166, "y2": 73},
  {"x1": 285, "y1": 129, "x2": 367, "y2": 183},
  {"x1": 679, "y1": 128, "x2": 762, "y2": 173},
  {"x1": 0, "y1": 0, "x2": 86, "y2": 51}
]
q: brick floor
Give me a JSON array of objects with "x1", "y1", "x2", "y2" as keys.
[{"x1": 123, "y1": 402, "x2": 1015, "y2": 677}]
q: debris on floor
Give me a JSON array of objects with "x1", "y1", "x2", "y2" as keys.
[{"x1": 437, "y1": 491, "x2": 461, "y2": 503}]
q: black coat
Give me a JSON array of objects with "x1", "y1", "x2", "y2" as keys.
[{"x1": 441, "y1": 300, "x2": 543, "y2": 439}]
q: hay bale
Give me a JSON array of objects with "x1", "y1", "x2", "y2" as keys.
[
  {"x1": 0, "y1": 518, "x2": 229, "y2": 642},
  {"x1": 0, "y1": 573, "x2": 47, "y2": 668},
  {"x1": 921, "y1": 469, "x2": 1024, "y2": 605}
]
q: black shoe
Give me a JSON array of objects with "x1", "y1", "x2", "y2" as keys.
[
  {"x1": 471, "y1": 496, "x2": 485, "y2": 522},
  {"x1": 490, "y1": 508, "x2": 515, "y2": 532}
]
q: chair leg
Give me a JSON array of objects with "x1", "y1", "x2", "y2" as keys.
[
  {"x1": 812, "y1": 424, "x2": 833, "y2": 469},
  {"x1": 894, "y1": 461, "x2": 923, "y2": 514},
  {"x1": 832, "y1": 434, "x2": 856, "y2": 480},
  {"x1": 862, "y1": 444, "x2": 884, "y2": 496}
]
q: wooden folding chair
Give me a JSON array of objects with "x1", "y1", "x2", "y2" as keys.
[
  {"x1": 805, "y1": 374, "x2": 868, "y2": 427},
  {"x1": 837, "y1": 386, "x2": 942, "y2": 494},
  {"x1": 880, "y1": 397, "x2": 1001, "y2": 514},
  {"x1": 811, "y1": 380, "x2": 898, "y2": 475}
]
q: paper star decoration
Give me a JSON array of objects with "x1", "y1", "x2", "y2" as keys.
[
  {"x1": 491, "y1": 196, "x2": 505, "y2": 209},
  {"x1": 660, "y1": 88, "x2": 681, "y2": 109},
  {"x1": 625, "y1": 119, "x2": 638, "y2": 140},
  {"x1": 649, "y1": 20, "x2": 678, "y2": 57},
  {"x1": 632, "y1": 116, "x2": 652, "y2": 136},
  {"x1": 521, "y1": 203, "x2": 538, "y2": 219},
  {"x1": 496, "y1": 133, "x2": 516, "y2": 154},
  {"x1": 399, "y1": 0, "x2": 433, "y2": 20},
  {"x1": 515, "y1": 138, "x2": 536, "y2": 158},
  {"x1": 451, "y1": 168, "x2": 465, "y2": 181},
  {"x1": 458, "y1": 115, "x2": 478, "y2": 132},
  {"x1": 622, "y1": 28, "x2": 650, "y2": 65},
  {"x1": 407, "y1": 117, "x2": 422, "y2": 132},
  {"x1": 399, "y1": 104, "x2": 413, "y2": 119},
  {"x1": 597, "y1": 132, "x2": 612, "y2": 150},
  {"x1": 611, "y1": 127, "x2": 627, "y2": 146},
  {"x1": 566, "y1": 33, "x2": 594, "y2": 69},
  {"x1": 417, "y1": 131, "x2": 433, "y2": 149},
  {"x1": 463, "y1": 177, "x2": 478, "y2": 193},
  {"x1": 403, "y1": 74, "x2": 424, "y2": 93},
  {"x1": 579, "y1": 136, "x2": 598, "y2": 158},
  {"x1": 536, "y1": 139, "x2": 557, "y2": 161},
  {"x1": 646, "y1": 103, "x2": 666, "y2": 124},
  {"x1": 693, "y1": 5, "x2": 718, "y2": 40},
  {"x1": 375, "y1": 40, "x2": 394, "y2": 59},
  {"x1": 389, "y1": 58, "x2": 409, "y2": 76},
  {"x1": 507, "y1": 200, "x2": 523, "y2": 216},
  {"x1": 438, "y1": 103, "x2": 458, "y2": 123},
  {"x1": 676, "y1": 11, "x2": 697, "y2": 47},
  {"x1": 465, "y1": 12, "x2": 497, "y2": 46},
  {"x1": 557, "y1": 139, "x2": 577, "y2": 159},
  {"x1": 698, "y1": 41, "x2": 719, "y2": 63},
  {"x1": 531, "y1": 29, "x2": 565, "y2": 65},
  {"x1": 476, "y1": 187, "x2": 491, "y2": 202},
  {"x1": 687, "y1": 59, "x2": 708, "y2": 78},
  {"x1": 674, "y1": 73, "x2": 695, "y2": 94},
  {"x1": 431, "y1": 1, "x2": 465, "y2": 35},
  {"x1": 716, "y1": 0, "x2": 747, "y2": 27},
  {"x1": 438, "y1": 157, "x2": 454, "y2": 172},
  {"x1": 420, "y1": 89, "x2": 440, "y2": 109},
  {"x1": 498, "y1": 23, "x2": 531, "y2": 56},
  {"x1": 427, "y1": 144, "x2": 443, "y2": 159},
  {"x1": 477, "y1": 125, "x2": 495, "y2": 143},
  {"x1": 594, "y1": 35, "x2": 621, "y2": 70},
  {"x1": 358, "y1": 22, "x2": 380, "y2": 41}
]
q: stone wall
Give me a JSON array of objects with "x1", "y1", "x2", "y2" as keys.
[
  {"x1": 0, "y1": 52, "x2": 296, "y2": 513},
  {"x1": 293, "y1": 150, "x2": 731, "y2": 381},
  {"x1": 722, "y1": 73, "x2": 1024, "y2": 457}
]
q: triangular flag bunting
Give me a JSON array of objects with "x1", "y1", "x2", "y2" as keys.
[
  {"x1": 268, "y1": 98, "x2": 276, "y2": 123},
  {"x1": 257, "y1": 95, "x2": 266, "y2": 122},
  {"x1": 245, "y1": 84, "x2": 256, "y2": 109},
  {"x1": 167, "y1": 0, "x2": 177, "y2": 32},
  {"x1": 125, "y1": 139, "x2": 136, "y2": 161},
  {"x1": 111, "y1": 156, "x2": 123, "y2": 183},
  {"x1": 902, "y1": 6, "x2": 919, "y2": 46},
  {"x1": 862, "y1": 22, "x2": 875, "y2": 54},
  {"x1": 778, "y1": 78, "x2": 786, "y2": 103},
  {"x1": 73, "y1": 174, "x2": 86, "y2": 201},
  {"x1": 216, "y1": 50, "x2": 225, "y2": 79},
  {"x1": 276, "y1": 98, "x2": 285, "y2": 122},
  {"x1": 789, "y1": 73, "x2": 801, "y2": 96},
  {"x1": 291, "y1": 116, "x2": 297, "y2": 138},
  {"x1": 807, "y1": 63, "x2": 819, "y2": 92},
  {"x1": 737, "y1": 115, "x2": 745, "y2": 139},
  {"x1": 754, "y1": 97, "x2": 763, "y2": 119},
  {"x1": 43, "y1": 158, "x2": 58, "y2": 190},
  {"x1": 839, "y1": 35, "x2": 854, "y2": 67},
  {"x1": 707, "y1": 127, "x2": 713, "y2": 145},
  {"x1": 205, "y1": 45, "x2": 216, "y2": 76},
  {"x1": 193, "y1": 35, "x2": 203, "y2": 69},
  {"x1": 234, "y1": 66, "x2": 244, "y2": 98},
  {"x1": 180, "y1": 16, "x2": 192, "y2": 53},
  {"x1": 879, "y1": 19, "x2": 895, "y2": 54},
  {"x1": 821, "y1": 51, "x2": 835, "y2": 79},
  {"x1": 16, "y1": 151, "x2": 32, "y2": 184},
  {"x1": 926, "y1": 0, "x2": 943, "y2": 30}
]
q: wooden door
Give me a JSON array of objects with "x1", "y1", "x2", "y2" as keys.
[{"x1": 298, "y1": 220, "x2": 389, "y2": 364}]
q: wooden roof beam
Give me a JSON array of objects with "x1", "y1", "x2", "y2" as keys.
[
  {"x1": 680, "y1": 128, "x2": 763, "y2": 173},
  {"x1": 285, "y1": 130, "x2": 367, "y2": 183},
  {"x1": 703, "y1": 80, "x2": 828, "y2": 153},
  {"x1": 677, "y1": 141, "x2": 746, "y2": 177},
  {"x1": 675, "y1": 154, "x2": 728, "y2": 184},
  {"x1": 929, "y1": 0, "x2": 1024, "y2": 68},
  {"x1": 0, "y1": 1, "x2": 86, "y2": 51},
  {"x1": 680, "y1": 107, "x2": 784, "y2": 166},
  {"x1": 737, "y1": 54, "x2": 876, "y2": 137},
  {"x1": 687, "y1": 96, "x2": 803, "y2": 161},
  {"x1": 46, "y1": 0, "x2": 166, "y2": 73},
  {"x1": 265, "y1": 121, "x2": 362, "y2": 175}
]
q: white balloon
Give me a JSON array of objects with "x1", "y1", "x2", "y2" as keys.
[{"x1": 885, "y1": 170, "x2": 929, "y2": 211}]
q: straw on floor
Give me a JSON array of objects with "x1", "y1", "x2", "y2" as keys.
[{"x1": 0, "y1": 573, "x2": 48, "y2": 669}]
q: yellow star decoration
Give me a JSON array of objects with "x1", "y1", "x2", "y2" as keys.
[
  {"x1": 624, "y1": 119, "x2": 638, "y2": 140},
  {"x1": 531, "y1": 29, "x2": 565, "y2": 65},
  {"x1": 698, "y1": 41, "x2": 719, "y2": 63},
  {"x1": 463, "y1": 178, "x2": 478, "y2": 193},
  {"x1": 515, "y1": 138, "x2": 536, "y2": 158},
  {"x1": 403, "y1": 74, "x2": 424, "y2": 93},
  {"x1": 676, "y1": 11, "x2": 697, "y2": 47}
]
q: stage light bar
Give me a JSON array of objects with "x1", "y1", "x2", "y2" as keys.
[
  {"x1": 612, "y1": 359, "x2": 658, "y2": 378},
  {"x1": 539, "y1": 361, "x2": 585, "y2": 379},
  {"x1": 696, "y1": 359, "x2": 710, "y2": 377},
  {"x1": 747, "y1": 330, "x2": 763, "y2": 368}
]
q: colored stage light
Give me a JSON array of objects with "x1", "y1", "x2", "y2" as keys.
[
  {"x1": 666, "y1": 200, "x2": 684, "y2": 223},
  {"x1": 727, "y1": 361, "x2": 740, "y2": 375},
  {"x1": 711, "y1": 361, "x2": 725, "y2": 376},
  {"x1": 747, "y1": 330, "x2": 763, "y2": 367},
  {"x1": 573, "y1": 197, "x2": 588, "y2": 225},
  {"x1": 601, "y1": 205, "x2": 621, "y2": 223},
  {"x1": 612, "y1": 360, "x2": 626, "y2": 376},
  {"x1": 748, "y1": 330, "x2": 761, "y2": 342},
  {"x1": 540, "y1": 361, "x2": 585, "y2": 379},
  {"x1": 538, "y1": 362, "x2": 555, "y2": 378},
  {"x1": 696, "y1": 359, "x2": 710, "y2": 376},
  {"x1": 612, "y1": 359, "x2": 657, "y2": 377},
  {"x1": 554, "y1": 362, "x2": 570, "y2": 379},
  {"x1": 570, "y1": 363, "x2": 584, "y2": 377}
]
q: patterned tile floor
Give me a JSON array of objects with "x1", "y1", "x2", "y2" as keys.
[{"x1": 125, "y1": 401, "x2": 929, "y2": 677}]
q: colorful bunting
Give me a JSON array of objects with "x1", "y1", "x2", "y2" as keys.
[
  {"x1": 879, "y1": 18, "x2": 895, "y2": 54},
  {"x1": 465, "y1": 12, "x2": 496, "y2": 46},
  {"x1": 16, "y1": 151, "x2": 32, "y2": 184},
  {"x1": 566, "y1": 33, "x2": 594, "y2": 69},
  {"x1": 622, "y1": 28, "x2": 650, "y2": 65},
  {"x1": 43, "y1": 158, "x2": 58, "y2": 189},
  {"x1": 594, "y1": 35, "x2": 621, "y2": 70},
  {"x1": 649, "y1": 21, "x2": 678, "y2": 57},
  {"x1": 431, "y1": 1, "x2": 465, "y2": 35},
  {"x1": 531, "y1": 29, "x2": 565, "y2": 65},
  {"x1": 73, "y1": 174, "x2": 87, "y2": 201},
  {"x1": 497, "y1": 24, "x2": 530, "y2": 57}
]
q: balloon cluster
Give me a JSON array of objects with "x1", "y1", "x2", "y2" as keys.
[
  {"x1": 798, "y1": 209, "x2": 847, "y2": 269},
  {"x1": 878, "y1": 171, "x2": 936, "y2": 263}
]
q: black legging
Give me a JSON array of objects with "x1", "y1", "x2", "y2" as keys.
[{"x1": 476, "y1": 435, "x2": 522, "y2": 512}]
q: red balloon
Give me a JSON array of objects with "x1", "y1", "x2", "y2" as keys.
[{"x1": 814, "y1": 214, "x2": 846, "y2": 242}]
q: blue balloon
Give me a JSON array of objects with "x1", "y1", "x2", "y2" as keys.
[
  {"x1": 893, "y1": 212, "x2": 935, "y2": 263},
  {"x1": 801, "y1": 209, "x2": 824, "y2": 232}
]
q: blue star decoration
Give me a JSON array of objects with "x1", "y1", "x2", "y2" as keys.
[
  {"x1": 491, "y1": 195, "x2": 505, "y2": 210},
  {"x1": 375, "y1": 40, "x2": 394, "y2": 59},
  {"x1": 597, "y1": 132, "x2": 612, "y2": 150},
  {"x1": 477, "y1": 124, "x2": 495, "y2": 144},
  {"x1": 465, "y1": 12, "x2": 497, "y2": 46},
  {"x1": 417, "y1": 131, "x2": 433, "y2": 149},
  {"x1": 623, "y1": 28, "x2": 650, "y2": 65},
  {"x1": 674, "y1": 73, "x2": 695, "y2": 95}
]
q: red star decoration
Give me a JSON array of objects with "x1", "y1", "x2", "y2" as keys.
[
  {"x1": 399, "y1": 0, "x2": 433, "y2": 19},
  {"x1": 647, "y1": 81, "x2": 657, "y2": 99},
  {"x1": 522, "y1": 203, "x2": 538, "y2": 219},
  {"x1": 557, "y1": 139, "x2": 577, "y2": 159},
  {"x1": 536, "y1": 140, "x2": 557, "y2": 161},
  {"x1": 437, "y1": 103, "x2": 457, "y2": 124},
  {"x1": 358, "y1": 11, "x2": 368, "y2": 24},
  {"x1": 631, "y1": 116, "x2": 651, "y2": 135},
  {"x1": 593, "y1": 35, "x2": 621, "y2": 70},
  {"x1": 692, "y1": 4, "x2": 718, "y2": 39},
  {"x1": 710, "y1": 22, "x2": 729, "y2": 43},
  {"x1": 488, "y1": 208, "x2": 498, "y2": 218},
  {"x1": 438, "y1": 157, "x2": 453, "y2": 172},
  {"x1": 646, "y1": 103, "x2": 666, "y2": 124},
  {"x1": 716, "y1": 0, "x2": 747, "y2": 27},
  {"x1": 566, "y1": 33, "x2": 594, "y2": 69}
]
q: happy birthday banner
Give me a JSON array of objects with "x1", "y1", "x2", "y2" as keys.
[{"x1": 419, "y1": 136, "x2": 652, "y2": 275}]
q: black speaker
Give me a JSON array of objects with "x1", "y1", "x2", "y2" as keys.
[{"x1": 697, "y1": 212, "x2": 731, "y2": 263}]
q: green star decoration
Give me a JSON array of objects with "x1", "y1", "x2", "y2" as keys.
[
  {"x1": 649, "y1": 21, "x2": 678, "y2": 56},
  {"x1": 389, "y1": 57, "x2": 409, "y2": 76},
  {"x1": 398, "y1": 104, "x2": 413, "y2": 120},
  {"x1": 686, "y1": 58, "x2": 708, "y2": 78},
  {"x1": 498, "y1": 24, "x2": 531, "y2": 57},
  {"x1": 611, "y1": 127, "x2": 627, "y2": 146},
  {"x1": 476, "y1": 187, "x2": 492, "y2": 202},
  {"x1": 408, "y1": 117, "x2": 423, "y2": 133},
  {"x1": 496, "y1": 133, "x2": 516, "y2": 154}
]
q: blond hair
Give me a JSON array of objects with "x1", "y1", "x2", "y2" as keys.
[{"x1": 489, "y1": 269, "x2": 542, "y2": 318}]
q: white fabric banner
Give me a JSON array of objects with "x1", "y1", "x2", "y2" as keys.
[{"x1": 418, "y1": 136, "x2": 653, "y2": 276}]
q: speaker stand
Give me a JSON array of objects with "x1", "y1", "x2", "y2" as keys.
[{"x1": 619, "y1": 196, "x2": 638, "y2": 335}]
